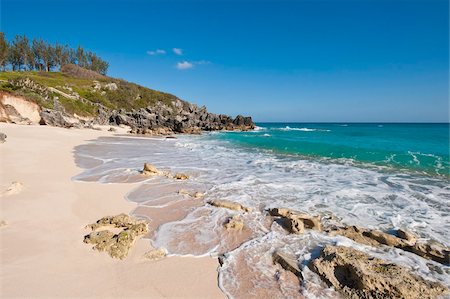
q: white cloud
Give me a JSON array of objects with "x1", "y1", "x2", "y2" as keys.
[
  {"x1": 147, "y1": 49, "x2": 166, "y2": 55},
  {"x1": 173, "y1": 48, "x2": 183, "y2": 55},
  {"x1": 176, "y1": 61, "x2": 194, "y2": 70}
]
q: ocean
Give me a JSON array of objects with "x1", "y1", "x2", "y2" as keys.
[{"x1": 73, "y1": 123, "x2": 450, "y2": 298}]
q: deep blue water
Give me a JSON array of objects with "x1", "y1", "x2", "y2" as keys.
[{"x1": 211, "y1": 123, "x2": 449, "y2": 177}]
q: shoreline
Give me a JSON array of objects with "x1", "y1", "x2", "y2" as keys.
[{"x1": 0, "y1": 123, "x2": 225, "y2": 298}]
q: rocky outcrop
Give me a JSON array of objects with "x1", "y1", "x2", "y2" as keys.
[
  {"x1": 273, "y1": 251, "x2": 303, "y2": 279},
  {"x1": 84, "y1": 214, "x2": 148, "y2": 259},
  {"x1": 327, "y1": 225, "x2": 450, "y2": 265},
  {"x1": 2, "y1": 76, "x2": 255, "y2": 134},
  {"x1": 208, "y1": 200, "x2": 252, "y2": 213},
  {"x1": 0, "y1": 132, "x2": 6, "y2": 143},
  {"x1": 309, "y1": 245, "x2": 448, "y2": 299},
  {"x1": 268, "y1": 208, "x2": 322, "y2": 234},
  {"x1": 224, "y1": 215, "x2": 244, "y2": 231},
  {"x1": 108, "y1": 103, "x2": 255, "y2": 135}
]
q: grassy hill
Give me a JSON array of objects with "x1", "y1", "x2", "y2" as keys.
[{"x1": 0, "y1": 66, "x2": 182, "y2": 117}]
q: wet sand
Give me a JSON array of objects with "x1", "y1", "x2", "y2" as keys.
[{"x1": 0, "y1": 123, "x2": 225, "y2": 298}]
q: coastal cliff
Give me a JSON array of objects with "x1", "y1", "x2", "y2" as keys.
[{"x1": 0, "y1": 65, "x2": 255, "y2": 134}]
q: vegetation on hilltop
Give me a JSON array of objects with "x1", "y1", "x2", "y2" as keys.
[
  {"x1": 0, "y1": 68, "x2": 180, "y2": 117},
  {"x1": 0, "y1": 33, "x2": 108, "y2": 74}
]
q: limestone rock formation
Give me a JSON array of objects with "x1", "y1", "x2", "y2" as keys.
[
  {"x1": 1, "y1": 76, "x2": 256, "y2": 134},
  {"x1": 309, "y1": 245, "x2": 448, "y2": 299},
  {"x1": 224, "y1": 215, "x2": 244, "y2": 231},
  {"x1": 208, "y1": 199, "x2": 252, "y2": 213},
  {"x1": 173, "y1": 173, "x2": 189, "y2": 180},
  {"x1": 178, "y1": 189, "x2": 204, "y2": 198},
  {"x1": 268, "y1": 208, "x2": 322, "y2": 232},
  {"x1": 273, "y1": 251, "x2": 303, "y2": 279},
  {"x1": 327, "y1": 225, "x2": 450, "y2": 265},
  {"x1": 142, "y1": 163, "x2": 161, "y2": 176},
  {"x1": 84, "y1": 214, "x2": 149, "y2": 259}
]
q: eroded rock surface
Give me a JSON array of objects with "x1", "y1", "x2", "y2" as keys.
[
  {"x1": 224, "y1": 215, "x2": 244, "y2": 231},
  {"x1": 142, "y1": 163, "x2": 162, "y2": 176},
  {"x1": 273, "y1": 251, "x2": 303, "y2": 279},
  {"x1": 173, "y1": 173, "x2": 189, "y2": 180},
  {"x1": 208, "y1": 200, "x2": 252, "y2": 213},
  {"x1": 327, "y1": 225, "x2": 450, "y2": 265},
  {"x1": 268, "y1": 208, "x2": 322, "y2": 233},
  {"x1": 84, "y1": 214, "x2": 148, "y2": 259},
  {"x1": 309, "y1": 245, "x2": 448, "y2": 299}
]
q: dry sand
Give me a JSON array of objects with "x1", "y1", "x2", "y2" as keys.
[{"x1": 0, "y1": 123, "x2": 225, "y2": 298}]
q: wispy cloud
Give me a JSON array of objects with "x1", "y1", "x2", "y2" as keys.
[
  {"x1": 147, "y1": 49, "x2": 166, "y2": 55},
  {"x1": 173, "y1": 48, "x2": 183, "y2": 55},
  {"x1": 176, "y1": 61, "x2": 194, "y2": 70},
  {"x1": 175, "y1": 60, "x2": 211, "y2": 70}
]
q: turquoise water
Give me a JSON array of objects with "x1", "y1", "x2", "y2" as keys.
[{"x1": 211, "y1": 123, "x2": 449, "y2": 177}]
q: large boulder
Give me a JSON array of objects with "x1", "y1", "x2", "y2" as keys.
[{"x1": 310, "y1": 245, "x2": 448, "y2": 299}]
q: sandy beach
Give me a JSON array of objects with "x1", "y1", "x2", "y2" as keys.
[{"x1": 0, "y1": 123, "x2": 225, "y2": 298}]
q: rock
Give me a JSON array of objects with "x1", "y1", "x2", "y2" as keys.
[
  {"x1": 407, "y1": 242, "x2": 450, "y2": 265},
  {"x1": 174, "y1": 173, "x2": 189, "y2": 180},
  {"x1": 142, "y1": 163, "x2": 161, "y2": 176},
  {"x1": 108, "y1": 127, "x2": 117, "y2": 132},
  {"x1": 193, "y1": 192, "x2": 204, "y2": 198},
  {"x1": 84, "y1": 214, "x2": 148, "y2": 260},
  {"x1": 327, "y1": 225, "x2": 450, "y2": 265},
  {"x1": 178, "y1": 189, "x2": 204, "y2": 198},
  {"x1": 309, "y1": 245, "x2": 448, "y2": 299},
  {"x1": 0, "y1": 132, "x2": 6, "y2": 143},
  {"x1": 273, "y1": 251, "x2": 302, "y2": 278},
  {"x1": 224, "y1": 215, "x2": 244, "y2": 231},
  {"x1": 397, "y1": 229, "x2": 417, "y2": 243},
  {"x1": 104, "y1": 82, "x2": 118, "y2": 91},
  {"x1": 144, "y1": 247, "x2": 167, "y2": 261},
  {"x1": 268, "y1": 208, "x2": 322, "y2": 231},
  {"x1": 86, "y1": 213, "x2": 145, "y2": 231},
  {"x1": 208, "y1": 199, "x2": 252, "y2": 213}
]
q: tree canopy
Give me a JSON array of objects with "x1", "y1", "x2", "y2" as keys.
[{"x1": 0, "y1": 33, "x2": 109, "y2": 75}]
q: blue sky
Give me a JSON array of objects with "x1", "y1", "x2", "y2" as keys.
[{"x1": 1, "y1": 0, "x2": 448, "y2": 122}]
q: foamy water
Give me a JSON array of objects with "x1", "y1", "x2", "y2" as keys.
[{"x1": 73, "y1": 134, "x2": 450, "y2": 298}]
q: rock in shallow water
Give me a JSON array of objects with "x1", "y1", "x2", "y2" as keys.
[
  {"x1": 327, "y1": 225, "x2": 450, "y2": 265},
  {"x1": 273, "y1": 251, "x2": 303, "y2": 279},
  {"x1": 268, "y1": 208, "x2": 322, "y2": 233},
  {"x1": 224, "y1": 215, "x2": 244, "y2": 231},
  {"x1": 208, "y1": 199, "x2": 252, "y2": 213},
  {"x1": 310, "y1": 245, "x2": 448, "y2": 299}
]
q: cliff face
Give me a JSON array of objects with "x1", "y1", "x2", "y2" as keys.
[{"x1": 0, "y1": 69, "x2": 255, "y2": 134}]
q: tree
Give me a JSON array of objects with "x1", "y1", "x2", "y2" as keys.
[
  {"x1": 0, "y1": 32, "x2": 8, "y2": 71},
  {"x1": 42, "y1": 43, "x2": 56, "y2": 72},
  {"x1": 32, "y1": 38, "x2": 46, "y2": 71}
]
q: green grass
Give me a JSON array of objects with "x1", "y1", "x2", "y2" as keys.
[{"x1": 0, "y1": 71, "x2": 180, "y2": 117}]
